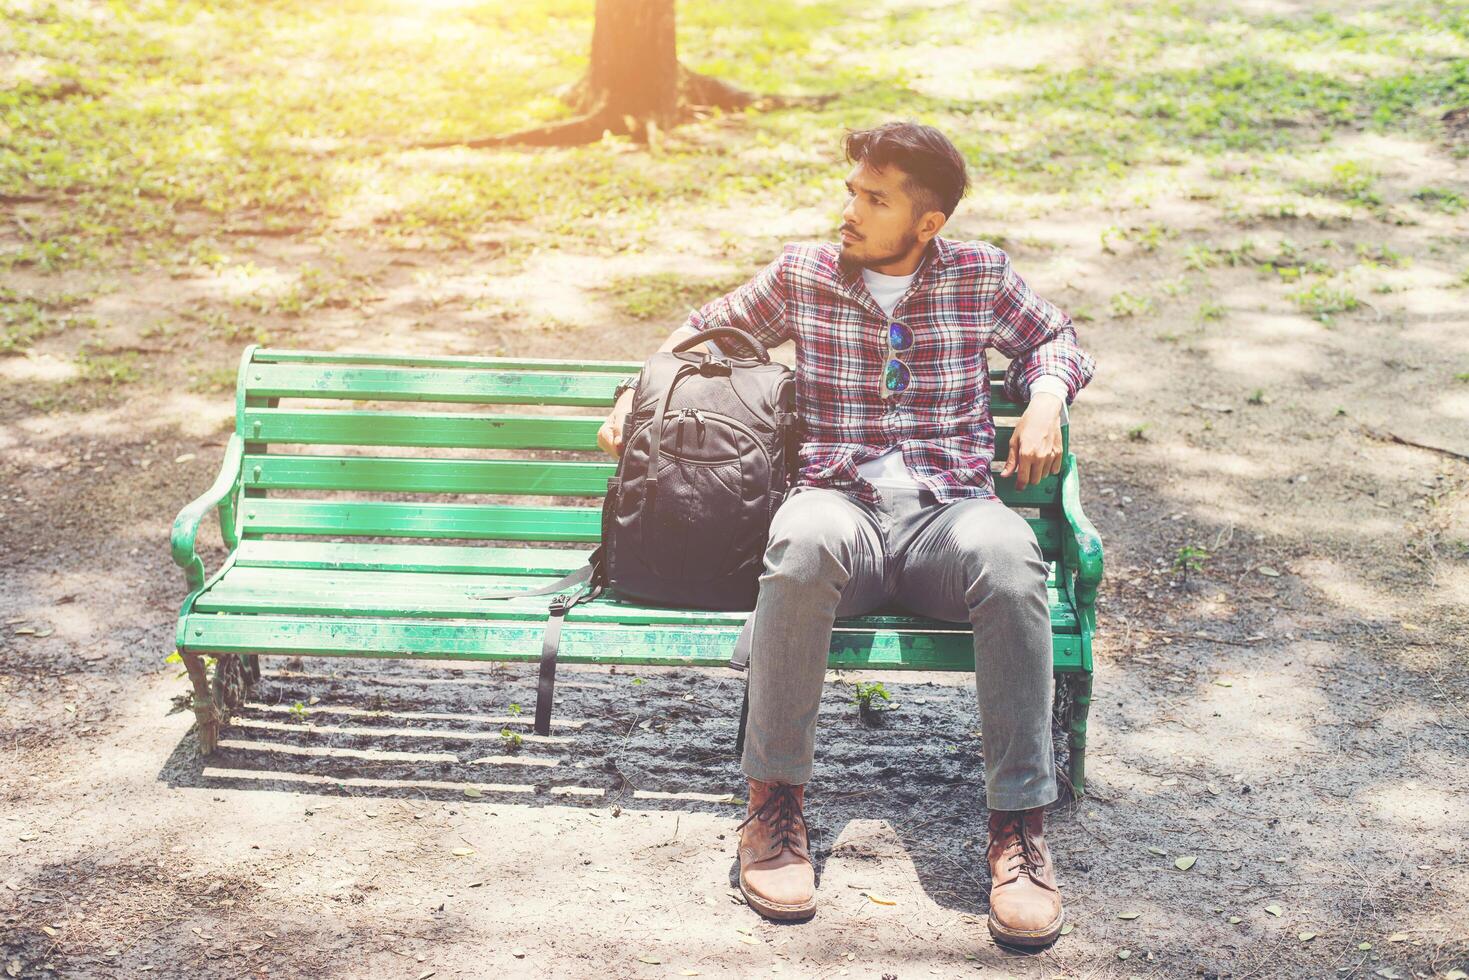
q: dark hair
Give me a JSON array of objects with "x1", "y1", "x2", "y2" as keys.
[{"x1": 842, "y1": 121, "x2": 970, "y2": 221}]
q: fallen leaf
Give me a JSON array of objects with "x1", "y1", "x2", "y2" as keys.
[
  {"x1": 1175, "y1": 856, "x2": 1197, "y2": 871},
  {"x1": 417, "y1": 972, "x2": 435, "y2": 980},
  {"x1": 1117, "y1": 949, "x2": 1131, "y2": 960},
  {"x1": 678, "y1": 972, "x2": 701, "y2": 977},
  {"x1": 1443, "y1": 970, "x2": 1466, "y2": 980},
  {"x1": 42, "y1": 926, "x2": 58, "y2": 937},
  {"x1": 1117, "y1": 912, "x2": 1140, "y2": 920},
  {"x1": 738, "y1": 936, "x2": 760, "y2": 946},
  {"x1": 1205, "y1": 783, "x2": 1222, "y2": 796},
  {"x1": 1257, "y1": 566, "x2": 1280, "y2": 577},
  {"x1": 1147, "y1": 846, "x2": 1167, "y2": 856},
  {"x1": 1161, "y1": 777, "x2": 1179, "y2": 786},
  {"x1": 12, "y1": 628, "x2": 35, "y2": 635},
  {"x1": 1265, "y1": 904, "x2": 1282, "y2": 916},
  {"x1": 511, "y1": 949, "x2": 525, "y2": 958},
  {"x1": 451, "y1": 848, "x2": 475, "y2": 857},
  {"x1": 174, "y1": 453, "x2": 197, "y2": 464},
  {"x1": 1357, "y1": 942, "x2": 1372, "y2": 950},
  {"x1": 1059, "y1": 923, "x2": 1074, "y2": 936},
  {"x1": 1374, "y1": 969, "x2": 1402, "y2": 979},
  {"x1": 1228, "y1": 916, "x2": 1242, "y2": 924},
  {"x1": 463, "y1": 788, "x2": 483, "y2": 799},
  {"x1": 864, "y1": 892, "x2": 896, "y2": 906},
  {"x1": 638, "y1": 955, "x2": 661, "y2": 964},
  {"x1": 18, "y1": 833, "x2": 36, "y2": 842},
  {"x1": 1298, "y1": 932, "x2": 1316, "y2": 942},
  {"x1": 1388, "y1": 932, "x2": 1410, "y2": 943}
]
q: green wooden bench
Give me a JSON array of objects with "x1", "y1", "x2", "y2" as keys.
[{"x1": 171, "y1": 345, "x2": 1103, "y2": 799}]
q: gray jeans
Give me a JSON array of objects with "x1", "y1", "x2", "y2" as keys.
[{"x1": 738, "y1": 484, "x2": 1059, "y2": 811}]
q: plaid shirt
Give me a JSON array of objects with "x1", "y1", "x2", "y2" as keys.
[{"x1": 682, "y1": 234, "x2": 1096, "y2": 504}]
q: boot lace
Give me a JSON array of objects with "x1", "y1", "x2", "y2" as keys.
[
  {"x1": 736, "y1": 784, "x2": 805, "y2": 853},
  {"x1": 996, "y1": 813, "x2": 1046, "y2": 880}
]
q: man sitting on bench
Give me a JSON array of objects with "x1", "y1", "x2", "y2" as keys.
[{"x1": 596, "y1": 120, "x2": 1097, "y2": 948}]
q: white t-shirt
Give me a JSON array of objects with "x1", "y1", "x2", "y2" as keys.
[{"x1": 854, "y1": 264, "x2": 1069, "y2": 493}]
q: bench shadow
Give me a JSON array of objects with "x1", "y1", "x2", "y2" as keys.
[{"x1": 159, "y1": 658, "x2": 1079, "y2": 929}]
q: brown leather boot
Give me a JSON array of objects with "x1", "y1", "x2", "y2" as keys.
[
  {"x1": 985, "y1": 806, "x2": 1064, "y2": 946},
  {"x1": 735, "y1": 777, "x2": 816, "y2": 920}
]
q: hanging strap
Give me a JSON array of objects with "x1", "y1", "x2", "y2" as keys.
[
  {"x1": 731, "y1": 610, "x2": 755, "y2": 758},
  {"x1": 466, "y1": 547, "x2": 605, "y2": 736},
  {"x1": 530, "y1": 580, "x2": 602, "y2": 735}
]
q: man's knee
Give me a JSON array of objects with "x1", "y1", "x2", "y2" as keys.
[
  {"x1": 950, "y1": 503, "x2": 1048, "y2": 602},
  {"x1": 764, "y1": 490, "x2": 867, "y2": 584}
]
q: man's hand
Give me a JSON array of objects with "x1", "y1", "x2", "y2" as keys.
[
  {"x1": 999, "y1": 392, "x2": 1065, "y2": 490},
  {"x1": 597, "y1": 389, "x2": 636, "y2": 459}
]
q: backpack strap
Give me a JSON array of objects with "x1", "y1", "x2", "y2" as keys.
[
  {"x1": 641, "y1": 363, "x2": 700, "y2": 554},
  {"x1": 466, "y1": 547, "x2": 605, "y2": 736},
  {"x1": 731, "y1": 611, "x2": 755, "y2": 758}
]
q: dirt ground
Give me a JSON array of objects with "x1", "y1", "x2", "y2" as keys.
[{"x1": 4, "y1": 127, "x2": 1469, "y2": 980}]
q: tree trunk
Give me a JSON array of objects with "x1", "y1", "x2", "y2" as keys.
[{"x1": 413, "y1": 0, "x2": 832, "y2": 150}]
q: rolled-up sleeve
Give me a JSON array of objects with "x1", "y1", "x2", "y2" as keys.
[
  {"x1": 682, "y1": 245, "x2": 793, "y2": 357},
  {"x1": 984, "y1": 247, "x2": 1096, "y2": 405}
]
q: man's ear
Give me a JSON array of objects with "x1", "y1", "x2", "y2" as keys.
[{"x1": 917, "y1": 209, "x2": 946, "y2": 244}]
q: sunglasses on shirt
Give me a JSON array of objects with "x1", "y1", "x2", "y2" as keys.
[{"x1": 881, "y1": 320, "x2": 913, "y2": 398}]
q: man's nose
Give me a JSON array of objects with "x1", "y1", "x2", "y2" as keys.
[{"x1": 842, "y1": 198, "x2": 858, "y2": 226}]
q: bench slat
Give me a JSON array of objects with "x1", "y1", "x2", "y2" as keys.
[
  {"x1": 232, "y1": 540, "x2": 1063, "y2": 585},
  {"x1": 245, "y1": 455, "x2": 612, "y2": 496},
  {"x1": 240, "y1": 498, "x2": 1068, "y2": 552},
  {"x1": 242, "y1": 499, "x2": 603, "y2": 541},
  {"x1": 242, "y1": 409, "x2": 606, "y2": 450},
  {"x1": 244, "y1": 447, "x2": 1056, "y2": 504},
  {"x1": 246, "y1": 364, "x2": 623, "y2": 406},
  {"x1": 180, "y1": 613, "x2": 1087, "y2": 671},
  {"x1": 253, "y1": 349, "x2": 642, "y2": 373},
  {"x1": 196, "y1": 566, "x2": 1079, "y2": 631}
]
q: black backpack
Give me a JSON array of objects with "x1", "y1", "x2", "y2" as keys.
[{"x1": 471, "y1": 326, "x2": 800, "y2": 733}]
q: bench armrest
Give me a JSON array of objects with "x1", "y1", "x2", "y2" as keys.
[
  {"x1": 1059, "y1": 454, "x2": 1103, "y2": 621},
  {"x1": 171, "y1": 434, "x2": 244, "y2": 592}
]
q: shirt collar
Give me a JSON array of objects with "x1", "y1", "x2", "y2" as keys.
[{"x1": 837, "y1": 234, "x2": 952, "y2": 287}]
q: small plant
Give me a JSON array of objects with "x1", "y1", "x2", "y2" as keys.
[
  {"x1": 1246, "y1": 388, "x2": 1268, "y2": 406},
  {"x1": 1197, "y1": 302, "x2": 1225, "y2": 321},
  {"x1": 1110, "y1": 291, "x2": 1155, "y2": 318},
  {"x1": 75, "y1": 348, "x2": 140, "y2": 386},
  {"x1": 1355, "y1": 243, "x2": 1405, "y2": 268},
  {"x1": 1410, "y1": 187, "x2": 1465, "y2": 214},
  {"x1": 500, "y1": 726, "x2": 524, "y2": 751},
  {"x1": 507, "y1": 702, "x2": 522, "y2": 716},
  {"x1": 1127, "y1": 424, "x2": 1149, "y2": 441},
  {"x1": 1182, "y1": 244, "x2": 1219, "y2": 271},
  {"x1": 852, "y1": 680, "x2": 894, "y2": 724},
  {"x1": 1289, "y1": 282, "x2": 1360, "y2": 323},
  {"x1": 1172, "y1": 545, "x2": 1210, "y2": 578},
  {"x1": 288, "y1": 701, "x2": 308, "y2": 722}
]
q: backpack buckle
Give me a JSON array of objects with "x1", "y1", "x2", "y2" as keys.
[{"x1": 699, "y1": 353, "x2": 732, "y2": 377}]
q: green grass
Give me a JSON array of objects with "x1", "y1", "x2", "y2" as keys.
[
  {"x1": 0, "y1": 288, "x2": 98, "y2": 353},
  {"x1": 0, "y1": 0, "x2": 1464, "y2": 272},
  {"x1": 601, "y1": 271, "x2": 752, "y2": 321}
]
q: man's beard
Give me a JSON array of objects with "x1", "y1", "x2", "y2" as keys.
[{"x1": 841, "y1": 228, "x2": 921, "y2": 270}]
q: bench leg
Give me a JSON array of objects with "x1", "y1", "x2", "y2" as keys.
[
  {"x1": 1063, "y1": 672, "x2": 1092, "y2": 801},
  {"x1": 180, "y1": 651, "x2": 221, "y2": 755}
]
